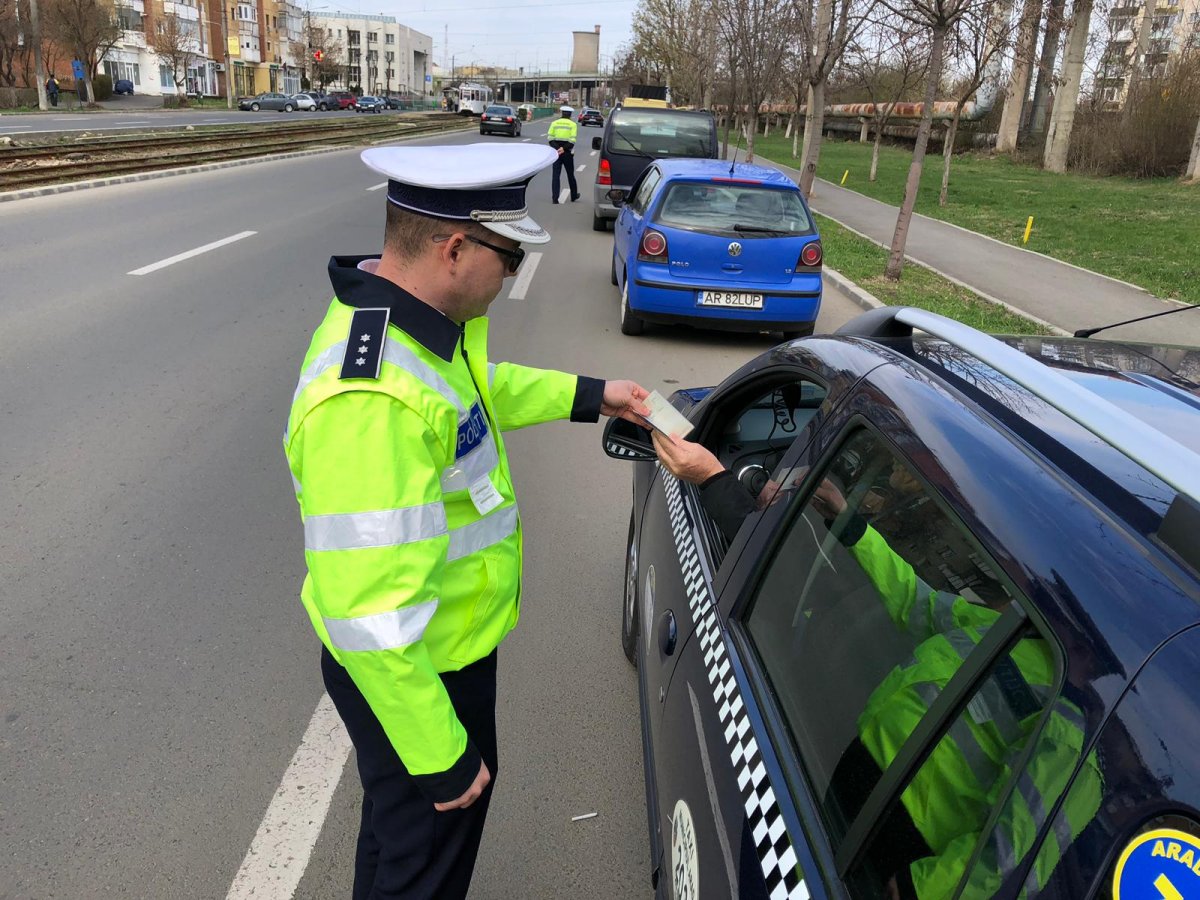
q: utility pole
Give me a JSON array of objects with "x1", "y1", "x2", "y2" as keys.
[
  {"x1": 29, "y1": 0, "x2": 49, "y2": 111},
  {"x1": 220, "y1": 0, "x2": 233, "y2": 107}
]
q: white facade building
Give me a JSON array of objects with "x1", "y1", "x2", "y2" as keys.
[{"x1": 310, "y1": 12, "x2": 432, "y2": 96}]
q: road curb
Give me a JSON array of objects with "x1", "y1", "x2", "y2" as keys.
[
  {"x1": 0, "y1": 122, "x2": 474, "y2": 204},
  {"x1": 824, "y1": 267, "x2": 884, "y2": 312}
]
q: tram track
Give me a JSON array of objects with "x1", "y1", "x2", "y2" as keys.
[{"x1": 0, "y1": 113, "x2": 474, "y2": 192}]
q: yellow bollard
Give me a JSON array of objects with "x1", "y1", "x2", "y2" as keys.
[
  {"x1": 841, "y1": 170, "x2": 849, "y2": 186},
  {"x1": 1023, "y1": 216, "x2": 1034, "y2": 244}
]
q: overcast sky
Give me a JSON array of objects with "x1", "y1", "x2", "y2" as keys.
[{"x1": 314, "y1": 0, "x2": 640, "y2": 74}]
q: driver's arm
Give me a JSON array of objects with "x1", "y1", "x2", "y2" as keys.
[{"x1": 651, "y1": 433, "x2": 755, "y2": 542}]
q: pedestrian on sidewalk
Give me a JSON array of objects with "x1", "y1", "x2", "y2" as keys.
[
  {"x1": 283, "y1": 142, "x2": 650, "y2": 900},
  {"x1": 46, "y1": 75, "x2": 59, "y2": 108},
  {"x1": 547, "y1": 104, "x2": 580, "y2": 203}
]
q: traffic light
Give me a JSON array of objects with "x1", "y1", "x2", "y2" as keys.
[{"x1": 313, "y1": 49, "x2": 324, "y2": 62}]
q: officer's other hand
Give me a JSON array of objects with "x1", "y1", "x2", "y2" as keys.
[
  {"x1": 651, "y1": 432, "x2": 724, "y2": 484},
  {"x1": 434, "y1": 760, "x2": 491, "y2": 812},
  {"x1": 811, "y1": 478, "x2": 848, "y2": 520},
  {"x1": 602, "y1": 380, "x2": 652, "y2": 424},
  {"x1": 556, "y1": 147, "x2": 564, "y2": 156}
]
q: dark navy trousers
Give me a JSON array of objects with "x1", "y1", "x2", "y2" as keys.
[
  {"x1": 321, "y1": 646, "x2": 499, "y2": 900},
  {"x1": 551, "y1": 149, "x2": 579, "y2": 200}
]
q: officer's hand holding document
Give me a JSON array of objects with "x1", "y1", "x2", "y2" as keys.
[{"x1": 640, "y1": 390, "x2": 695, "y2": 440}]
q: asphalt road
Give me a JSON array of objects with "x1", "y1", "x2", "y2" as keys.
[{"x1": 0, "y1": 119, "x2": 863, "y2": 900}]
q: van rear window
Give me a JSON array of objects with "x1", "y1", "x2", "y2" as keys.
[{"x1": 609, "y1": 110, "x2": 713, "y2": 159}]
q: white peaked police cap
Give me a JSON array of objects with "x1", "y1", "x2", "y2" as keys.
[
  {"x1": 560, "y1": 105, "x2": 574, "y2": 113},
  {"x1": 361, "y1": 143, "x2": 558, "y2": 245}
]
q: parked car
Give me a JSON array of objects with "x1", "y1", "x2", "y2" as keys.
[
  {"x1": 238, "y1": 92, "x2": 296, "y2": 112},
  {"x1": 479, "y1": 104, "x2": 521, "y2": 137},
  {"x1": 383, "y1": 95, "x2": 403, "y2": 110},
  {"x1": 291, "y1": 93, "x2": 316, "y2": 111},
  {"x1": 578, "y1": 107, "x2": 604, "y2": 127},
  {"x1": 605, "y1": 305, "x2": 1200, "y2": 900},
  {"x1": 355, "y1": 95, "x2": 384, "y2": 113},
  {"x1": 591, "y1": 104, "x2": 717, "y2": 232},
  {"x1": 328, "y1": 90, "x2": 356, "y2": 110},
  {"x1": 298, "y1": 91, "x2": 336, "y2": 111},
  {"x1": 113, "y1": 79, "x2": 135, "y2": 96},
  {"x1": 610, "y1": 159, "x2": 821, "y2": 338}
]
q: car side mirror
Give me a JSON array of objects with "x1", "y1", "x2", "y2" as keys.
[
  {"x1": 606, "y1": 189, "x2": 626, "y2": 207},
  {"x1": 603, "y1": 416, "x2": 656, "y2": 461},
  {"x1": 592, "y1": 136, "x2": 602, "y2": 150}
]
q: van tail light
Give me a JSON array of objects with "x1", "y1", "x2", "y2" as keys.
[
  {"x1": 597, "y1": 158, "x2": 612, "y2": 186},
  {"x1": 797, "y1": 241, "x2": 823, "y2": 269},
  {"x1": 505, "y1": 116, "x2": 513, "y2": 122},
  {"x1": 638, "y1": 230, "x2": 669, "y2": 263}
]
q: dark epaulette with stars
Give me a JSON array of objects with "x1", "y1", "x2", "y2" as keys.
[{"x1": 340, "y1": 307, "x2": 390, "y2": 380}]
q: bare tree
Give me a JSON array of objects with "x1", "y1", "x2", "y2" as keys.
[
  {"x1": 794, "y1": 0, "x2": 873, "y2": 195},
  {"x1": 43, "y1": 0, "x2": 120, "y2": 100},
  {"x1": 1043, "y1": 0, "x2": 1094, "y2": 171},
  {"x1": 0, "y1": 0, "x2": 31, "y2": 87},
  {"x1": 844, "y1": 19, "x2": 929, "y2": 181},
  {"x1": 1025, "y1": 0, "x2": 1066, "y2": 137},
  {"x1": 995, "y1": 0, "x2": 1041, "y2": 151},
  {"x1": 151, "y1": 10, "x2": 198, "y2": 98},
  {"x1": 306, "y1": 19, "x2": 343, "y2": 91},
  {"x1": 715, "y1": 0, "x2": 794, "y2": 161},
  {"x1": 879, "y1": 0, "x2": 982, "y2": 280},
  {"x1": 1187, "y1": 112, "x2": 1200, "y2": 181},
  {"x1": 629, "y1": 0, "x2": 721, "y2": 108},
  {"x1": 938, "y1": 0, "x2": 1010, "y2": 204}
]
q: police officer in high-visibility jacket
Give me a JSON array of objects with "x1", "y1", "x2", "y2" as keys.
[
  {"x1": 283, "y1": 143, "x2": 649, "y2": 900},
  {"x1": 547, "y1": 105, "x2": 580, "y2": 203}
]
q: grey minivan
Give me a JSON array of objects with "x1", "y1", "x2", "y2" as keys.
[{"x1": 591, "y1": 106, "x2": 718, "y2": 231}]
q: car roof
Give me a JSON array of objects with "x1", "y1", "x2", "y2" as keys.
[{"x1": 651, "y1": 158, "x2": 799, "y2": 188}]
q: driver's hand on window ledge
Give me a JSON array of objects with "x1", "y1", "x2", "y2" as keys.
[
  {"x1": 811, "y1": 478, "x2": 848, "y2": 520},
  {"x1": 651, "y1": 431, "x2": 724, "y2": 484}
]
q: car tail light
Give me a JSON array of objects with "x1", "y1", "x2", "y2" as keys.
[
  {"x1": 505, "y1": 116, "x2": 513, "y2": 123},
  {"x1": 638, "y1": 230, "x2": 669, "y2": 263},
  {"x1": 798, "y1": 241, "x2": 823, "y2": 268},
  {"x1": 597, "y1": 158, "x2": 612, "y2": 185}
]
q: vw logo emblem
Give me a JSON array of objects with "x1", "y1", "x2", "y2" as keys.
[{"x1": 728, "y1": 242, "x2": 743, "y2": 257}]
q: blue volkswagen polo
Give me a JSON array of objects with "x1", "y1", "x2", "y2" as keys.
[{"x1": 610, "y1": 159, "x2": 823, "y2": 339}]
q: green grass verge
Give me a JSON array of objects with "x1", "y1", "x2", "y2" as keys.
[
  {"x1": 817, "y1": 213, "x2": 1051, "y2": 335},
  {"x1": 753, "y1": 133, "x2": 1200, "y2": 306}
]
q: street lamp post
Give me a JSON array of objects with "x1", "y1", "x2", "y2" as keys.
[{"x1": 218, "y1": 0, "x2": 233, "y2": 107}]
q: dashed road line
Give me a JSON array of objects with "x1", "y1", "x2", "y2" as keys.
[
  {"x1": 127, "y1": 230, "x2": 256, "y2": 276},
  {"x1": 558, "y1": 187, "x2": 571, "y2": 204},
  {"x1": 507, "y1": 251, "x2": 543, "y2": 300},
  {"x1": 367, "y1": 182, "x2": 388, "y2": 191}
]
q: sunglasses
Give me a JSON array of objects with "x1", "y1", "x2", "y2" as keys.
[{"x1": 433, "y1": 233, "x2": 525, "y2": 274}]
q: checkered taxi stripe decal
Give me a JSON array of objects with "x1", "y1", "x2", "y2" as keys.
[{"x1": 662, "y1": 472, "x2": 810, "y2": 900}]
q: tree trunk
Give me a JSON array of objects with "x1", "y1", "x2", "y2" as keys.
[
  {"x1": 886, "y1": 23, "x2": 947, "y2": 281},
  {"x1": 792, "y1": 119, "x2": 801, "y2": 157},
  {"x1": 939, "y1": 103, "x2": 965, "y2": 205},
  {"x1": 799, "y1": 80, "x2": 826, "y2": 197},
  {"x1": 871, "y1": 124, "x2": 884, "y2": 181},
  {"x1": 746, "y1": 117, "x2": 756, "y2": 162},
  {"x1": 785, "y1": 113, "x2": 793, "y2": 138},
  {"x1": 799, "y1": 84, "x2": 815, "y2": 172},
  {"x1": 1186, "y1": 114, "x2": 1200, "y2": 181},
  {"x1": 1026, "y1": 0, "x2": 1067, "y2": 138},
  {"x1": 997, "y1": 0, "x2": 1042, "y2": 152},
  {"x1": 1044, "y1": 0, "x2": 1093, "y2": 172}
]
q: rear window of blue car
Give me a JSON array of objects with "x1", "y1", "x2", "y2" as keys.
[{"x1": 655, "y1": 183, "x2": 814, "y2": 235}]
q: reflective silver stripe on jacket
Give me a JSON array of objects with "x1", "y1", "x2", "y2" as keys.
[
  {"x1": 447, "y1": 504, "x2": 518, "y2": 561},
  {"x1": 908, "y1": 583, "x2": 959, "y2": 636},
  {"x1": 488, "y1": 363, "x2": 496, "y2": 390},
  {"x1": 305, "y1": 502, "x2": 448, "y2": 551},
  {"x1": 913, "y1": 681, "x2": 998, "y2": 789},
  {"x1": 441, "y1": 429, "x2": 500, "y2": 493},
  {"x1": 324, "y1": 600, "x2": 438, "y2": 651}
]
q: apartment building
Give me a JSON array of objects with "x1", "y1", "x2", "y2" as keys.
[
  {"x1": 100, "y1": 0, "x2": 380, "y2": 99},
  {"x1": 309, "y1": 13, "x2": 432, "y2": 96},
  {"x1": 1098, "y1": 0, "x2": 1200, "y2": 106}
]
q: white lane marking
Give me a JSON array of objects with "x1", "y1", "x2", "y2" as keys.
[
  {"x1": 576, "y1": 164, "x2": 585, "y2": 172},
  {"x1": 589, "y1": 150, "x2": 597, "y2": 157},
  {"x1": 0, "y1": 126, "x2": 32, "y2": 132},
  {"x1": 558, "y1": 187, "x2": 570, "y2": 204},
  {"x1": 521, "y1": 137, "x2": 531, "y2": 142},
  {"x1": 128, "y1": 230, "x2": 257, "y2": 275},
  {"x1": 225, "y1": 693, "x2": 352, "y2": 900},
  {"x1": 507, "y1": 251, "x2": 543, "y2": 300},
  {"x1": 367, "y1": 181, "x2": 388, "y2": 191},
  {"x1": 114, "y1": 119, "x2": 151, "y2": 124}
]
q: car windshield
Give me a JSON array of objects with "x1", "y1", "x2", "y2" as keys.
[
  {"x1": 655, "y1": 183, "x2": 814, "y2": 235},
  {"x1": 608, "y1": 110, "x2": 712, "y2": 158},
  {"x1": 485, "y1": 106, "x2": 512, "y2": 115}
]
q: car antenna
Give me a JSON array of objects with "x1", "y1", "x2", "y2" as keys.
[
  {"x1": 1073, "y1": 303, "x2": 1198, "y2": 338},
  {"x1": 729, "y1": 117, "x2": 745, "y2": 175}
]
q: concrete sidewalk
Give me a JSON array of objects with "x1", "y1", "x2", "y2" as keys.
[{"x1": 756, "y1": 154, "x2": 1200, "y2": 346}]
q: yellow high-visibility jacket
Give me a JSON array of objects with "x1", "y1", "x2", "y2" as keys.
[{"x1": 284, "y1": 256, "x2": 604, "y2": 800}]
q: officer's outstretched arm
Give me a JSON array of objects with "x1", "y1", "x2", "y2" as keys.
[
  {"x1": 487, "y1": 363, "x2": 605, "y2": 430},
  {"x1": 293, "y1": 391, "x2": 481, "y2": 805}
]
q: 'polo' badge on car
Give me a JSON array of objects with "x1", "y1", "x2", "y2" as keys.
[{"x1": 728, "y1": 241, "x2": 743, "y2": 257}]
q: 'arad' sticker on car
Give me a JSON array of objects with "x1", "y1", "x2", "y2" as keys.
[{"x1": 1113, "y1": 828, "x2": 1200, "y2": 899}]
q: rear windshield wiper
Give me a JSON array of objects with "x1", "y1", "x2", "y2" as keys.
[
  {"x1": 610, "y1": 126, "x2": 655, "y2": 161},
  {"x1": 733, "y1": 224, "x2": 791, "y2": 234}
]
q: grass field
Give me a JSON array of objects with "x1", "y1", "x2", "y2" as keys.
[
  {"x1": 816, "y1": 213, "x2": 1050, "y2": 335},
  {"x1": 752, "y1": 133, "x2": 1200, "y2": 306}
]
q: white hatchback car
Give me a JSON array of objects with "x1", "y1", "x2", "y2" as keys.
[{"x1": 291, "y1": 93, "x2": 317, "y2": 111}]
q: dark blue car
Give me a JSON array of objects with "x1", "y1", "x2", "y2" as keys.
[
  {"x1": 605, "y1": 307, "x2": 1200, "y2": 899},
  {"x1": 610, "y1": 159, "x2": 822, "y2": 340}
]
